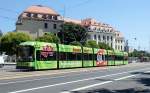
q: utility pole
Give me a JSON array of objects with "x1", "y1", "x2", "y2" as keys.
[
  {"x1": 138, "y1": 45, "x2": 140, "y2": 51},
  {"x1": 149, "y1": 40, "x2": 150, "y2": 52}
]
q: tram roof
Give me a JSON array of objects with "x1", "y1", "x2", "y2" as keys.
[{"x1": 20, "y1": 41, "x2": 56, "y2": 47}]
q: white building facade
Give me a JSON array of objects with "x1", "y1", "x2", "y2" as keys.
[
  {"x1": 115, "y1": 31, "x2": 125, "y2": 51},
  {"x1": 81, "y1": 18, "x2": 116, "y2": 49},
  {"x1": 15, "y1": 5, "x2": 125, "y2": 51}
]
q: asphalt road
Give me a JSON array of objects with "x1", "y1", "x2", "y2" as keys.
[{"x1": 0, "y1": 63, "x2": 150, "y2": 93}]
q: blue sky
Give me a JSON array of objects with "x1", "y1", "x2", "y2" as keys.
[{"x1": 0, "y1": 0, "x2": 150, "y2": 51}]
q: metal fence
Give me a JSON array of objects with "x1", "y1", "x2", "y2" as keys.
[
  {"x1": 3, "y1": 55, "x2": 16, "y2": 63},
  {"x1": 128, "y1": 57, "x2": 150, "y2": 63},
  {"x1": 128, "y1": 57, "x2": 140, "y2": 63}
]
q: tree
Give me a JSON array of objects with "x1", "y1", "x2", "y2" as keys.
[
  {"x1": 0, "y1": 30, "x2": 2, "y2": 37},
  {"x1": 98, "y1": 42, "x2": 113, "y2": 50},
  {"x1": 58, "y1": 22, "x2": 88, "y2": 44},
  {"x1": 129, "y1": 49, "x2": 150, "y2": 57},
  {"x1": 84, "y1": 40, "x2": 113, "y2": 49},
  {"x1": 69, "y1": 41, "x2": 82, "y2": 46},
  {"x1": 84, "y1": 40, "x2": 99, "y2": 48},
  {"x1": 0, "y1": 30, "x2": 2, "y2": 54},
  {"x1": 0, "y1": 32, "x2": 32, "y2": 55},
  {"x1": 35, "y1": 33, "x2": 60, "y2": 43}
]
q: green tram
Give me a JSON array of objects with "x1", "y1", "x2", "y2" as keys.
[{"x1": 16, "y1": 41, "x2": 128, "y2": 70}]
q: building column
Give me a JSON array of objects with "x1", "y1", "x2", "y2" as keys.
[
  {"x1": 96, "y1": 34, "x2": 99, "y2": 44},
  {"x1": 113, "y1": 37, "x2": 116, "y2": 49},
  {"x1": 92, "y1": 34, "x2": 95, "y2": 40}
]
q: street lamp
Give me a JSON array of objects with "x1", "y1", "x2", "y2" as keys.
[
  {"x1": 61, "y1": 5, "x2": 66, "y2": 44},
  {"x1": 132, "y1": 37, "x2": 137, "y2": 62}
]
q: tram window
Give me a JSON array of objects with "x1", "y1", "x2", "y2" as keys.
[
  {"x1": 105, "y1": 55, "x2": 108, "y2": 60},
  {"x1": 89, "y1": 54, "x2": 93, "y2": 60},
  {"x1": 67, "y1": 52, "x2": 76, "y2": 60},
  {"x1": 36, "y1": 50, "x2": 57, "y2": 61},
  {"x1": 47, "y1": 52, "x2": 56, "y2": 60},
  {"x1": 115, "y1": 56, "x2": 123, "y2": 60},
  {"x1": 83, "y1": 53, "x2": 89, "y2": 60},
  {"x1": 59, "y1": 52, "x2": 67, "y2": 60},
  {"x1": 107, "y1": 55, "x2": 114, "y2": 60},
  {"x1": 67, "y1": 52, "x2": 82, "y2": 60},
  {"x1": 77, "y1": 53, "x2": 81, "y2": 60},
  {"x1": 83, "y1": 53, "x2": 93, "y2": 60},
  {"x1": 94, "y1": 54, "x2": 97, "y2": 60}
]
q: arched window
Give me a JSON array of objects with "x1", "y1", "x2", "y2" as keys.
[
  {"x1": 48, "y1": 15, "x2": 52, "y2": 19},
  {"x1": 53, "y1": 16, "x2": 57, "y2": 20},
  {"x1": 33, "y1": 14, "x2": 38, "y2": 18},
  {"x1": 94, "y1": 35, "x2": 97, "y2": 40},
  {"x1": 42, "y1": 15, "x2": 47, "y2": 19},
  {"x1": 107, "y1": 36, "x2": 109, "y2": 41},
  {"x1": 98, "y1": 35, "x2": 101, "y2": 40},
  {"x1": 26, "y1": 13, "x2": 31, "y2": 17},
  {"x1": 103, "y1": 36, "x2": 105, "y2": 40},
  {"x1": 111, "y1": 36, "x2": 113, "y2": 41}
]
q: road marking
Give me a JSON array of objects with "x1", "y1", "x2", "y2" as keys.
[
  {"x1": 0, "y1": 63, "x2": 147, "y2": 80},
  {"x1": 0, "y1": 67, "x2": 108, "y2": 80},
  {"x1": 0, "y1": 68, "x2": 108, "y2": 85},
  {"x1": 0, "y1": 63, "x2": 141, "y2": 80},
  {"x1": 114, "y1": 75, "x2": 136, "y2": 81},
  {"x1": 0, "y1": 69, "x2": 94, "y2": 80},
  {"x1": 61, "y1": 92, "x2": 70, "y2": 93},
  {"x1": 0, "y1": 75, "x2": 68, "y2": 85},
  {"x1": 9, "y1": 68, "x2": 150, "y2": 93},
  {"x1": 70, "y1": 81, "x2": 113, "y2": 92},
  {"x1": 0, "y1": 70, "x2": 82, "y2": 80},
  {"x1": 62, "y1": 75, "x2": 136, "y2": 93},
  {"x1": 0, "y1": 65, "x2": 136, "y2": 85},
  {"x1": 145, "y1": 71, "x2": 150, "y2": 73}
]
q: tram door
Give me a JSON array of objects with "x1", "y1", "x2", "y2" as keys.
[{"x1": 96, "y1": 49, "x2": 107, "y2": 66}]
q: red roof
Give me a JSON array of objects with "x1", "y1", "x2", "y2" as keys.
[{"x1": 24, "y1": 5, "x2": 59, "y2": 15}]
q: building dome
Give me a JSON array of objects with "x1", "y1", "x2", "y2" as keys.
[{"x1": 24, "y1": 5, "x2": 59, "y2": 15}]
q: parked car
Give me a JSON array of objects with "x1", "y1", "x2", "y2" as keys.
[{"x1": 0, "y1": 56, "x2": 4, "y2": 68}]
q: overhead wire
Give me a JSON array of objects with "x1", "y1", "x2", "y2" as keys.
[
  {"x1": 57, "y1": 0, "x2": 92, "y2": 13},
  {"x1": 0, "y1": 7, "x2": 19, "y2": 14},
  {"x1": 67, "y1": 0, "x2": 91, "y2": 9},
  {"x1": 0, "y1": 15, "x2": 16, "y2": 20},
  {"x1": 0, "y1": 7, "x2": 19, "y2": 20}
]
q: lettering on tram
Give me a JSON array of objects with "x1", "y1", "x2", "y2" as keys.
[
  {"x1": 96, "y1": 49, "x2": 107, "y2": 66},
  {"x1": 73, "y1": 48, "x2": 81, "y2": 53},
  {"x1": 36, "y1": 45, "x2": 56, "y2": 61},
  {"x1": 83, "y1": 49, "x2": 89, "y2": 53},
  {"x1": 41, "y1": 45, "x2": 54, "y2": 58}
]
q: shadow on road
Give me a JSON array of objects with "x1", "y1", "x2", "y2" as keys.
[
  {"x1": 71, "y1": 72, "x2": 150, "y2": 93},
  {"x1": 71, "y1": 88, "x2": 150, "y2": 93},
  {"x1": 7, "y1": 69, "x2": 35, "y2": 72},
  {"x1": 134, "y1": 72, "x2": 150, "y2": 87},
  {"x1": 137, "y1": 77, "x2": 150, "y2": 87}
]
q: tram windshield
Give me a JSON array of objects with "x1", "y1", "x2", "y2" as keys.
[{"x1": 17, "y1": 46, "x2": 34, "y2": 62}]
